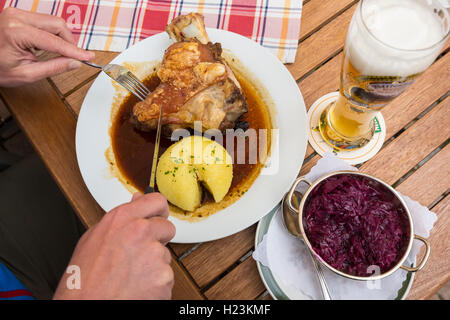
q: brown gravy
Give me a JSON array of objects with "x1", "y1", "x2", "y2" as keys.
[{"x1": 111, "y1": 71, "x2": 271, "y2": 216}]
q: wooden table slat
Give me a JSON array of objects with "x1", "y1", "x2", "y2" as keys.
[
  {"x1": 299, "y1": 0, "x2": 357, "y2": 40},
  {"x1": 170, "y1": 243, "x2": 198, "y2": 258},
  {"x1": 287, "y1": 4, "x2": 356, "y2": 80},
  {"x1": 50, "y1": 51, "x2": 118, "y2": 95},
  {"x1": 65, "y1": 79, "x2": 95, "y2": 116},
  {"x1": 171, "y1": 256, "x2": 204, "y2": 300},
  {"x1": 181, "y1": 225, "x2": 256, "y2": 288},
  {"x1": 396, "y1": 144, "x2": 450, "y2": 207},
  {"x1": 407, "y1": 196, "x2": 450, "y2": 300},
  {"x1": 392, "y1": 145, "x2": 450, "y2": 299},
  {"x1": 204, "y1": 256, "x2": 266, "y2": 300},
  {"x1": 298, "y1": 52, "x2": 342, "y2": 108},
  {"x1": 361, "y1": 97, "x2": 449, "y2": 185}
]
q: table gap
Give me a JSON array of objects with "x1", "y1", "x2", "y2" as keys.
[
  {"x1": 403, "y1": 92, "x2": 449, "y2": 131},
  {"x1": 177, "y1": 243, "x2": 202, "y2": 261},
  {"x1": 288, "y1": 4, "x2": 357, "y2": 81},
  {"x1": 256, "y1": 290, "x2": 270, "y2": 300},
  {"x1": 436, "y1": 46, "x2": 450, "y2": 60},
  {"x1": 239, "y1": 250, "x2": 254, "y2": 263},
  {"x1": 167, "y1": 245, "x2": 207, "y2": 299},
  {"x1": 63, "y1": 71, "x2": 102, "y2": 98},
  {"x1": 199, "y1": 248, "x2": 255, "y2": 293},
  {"x1": 392, "y1": 139, "x2": 450, "y2": 190},
  {"x1": 298, "y1": 0, "x2": 359, "y2": 44},
  {"x1": 297, "y1": 49, "x2": 343, "y2": 84},
  {"x1": 46, "y1": 78, "x2": 64, "y2": 100},
  {"x1": 62, "y1": 98, "x2": 79, "y2": 120},
  {"x1": 380, "y1": 92, "x2": 448, "y2": 154},
  {"x1": 0, "y1": 113, "x2": 20, "y2": 141},
  {"x1": 46, "y1": 78, "x2": 79, "y2": 120},
  {"x1": 429, "y1": 191, "x2": 449, "y2": 211},
  {"x1": 303, "y1": 151, "x2": 318, "y2": 165},
  {"x1": 394, "y1": 143, "x2": 450, "y2": 214}
]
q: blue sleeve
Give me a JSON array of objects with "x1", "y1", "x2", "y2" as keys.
[{"x1": 0, "y1": 261, "x2": 34, "y2": 300}]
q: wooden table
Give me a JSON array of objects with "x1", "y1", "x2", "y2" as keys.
[{"x1": 1, "y1": 0, "x2": 448, "y2": 300}]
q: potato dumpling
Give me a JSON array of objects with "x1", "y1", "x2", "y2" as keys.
[
  {"x1": 156, "y1": 154, "x2": 202, "y2": 212},
  {"x1": 156, "y1": 135, "x2": 233, "y2": 211}
]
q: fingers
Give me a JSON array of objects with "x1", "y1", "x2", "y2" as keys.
[
  {"x1": 21, "y1": 24, "x2": 94, "y2": 62},
  {"x1": 12, "y1": 8, "x2": 76, "y2": 44},
  {"x1": 132, "y1": 192, "x2": 143, "y2": 201},
  {"x1": 145, "y1": 217, "x2": 176, "y2": 244},
  {"x1": 148, "y1": 242, "x2": 172, "y2": 264},
  {"x1": 4, "y1": 57, "x2": 82, "y2": 85},
  {"x1": 21, "y1": 57, "x2": 80, "y2": 81},
  {"x1": 124, "y1": 216, "x2": 175, "y2": 244},
  {"x1": 115, "y1": 193, "x2": 170, "y2": 221},
  {"x1": 0, "y1": 7, "x2": 95, "y2": 83},
  {"x1": 162, "y1": 245, "x2": 172, "y2": 264}
]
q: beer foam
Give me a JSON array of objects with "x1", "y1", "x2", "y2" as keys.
[{"x1": 347, "y1": 0, "x2": 448, "y2": 76}]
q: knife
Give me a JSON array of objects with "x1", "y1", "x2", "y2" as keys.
[{"x1": 145, "y1": 105, "x2": 163, "y2": 194}]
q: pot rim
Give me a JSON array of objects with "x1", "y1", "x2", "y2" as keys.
[{"x1": 296, "y1": 170, "x2": 416, "y2": 281}]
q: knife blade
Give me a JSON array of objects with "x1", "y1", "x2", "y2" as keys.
[{"x1": 145, "y1": 105, "x2": 163, "y2": 194}]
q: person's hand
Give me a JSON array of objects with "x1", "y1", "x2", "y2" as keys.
[
  {"x1": 0, "y1": 7, "x2": 94, "y2": 87},
  {"x1": 53, "y1": 193, "x2": 176, "y2": 300}
]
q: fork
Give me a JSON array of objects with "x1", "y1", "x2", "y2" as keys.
[
  {"x1": 83, "y1": 61, "x2": 162, "y2": 194},
  {"x1": 82, "y1": 61, "x2": 150, "y2": 101}
]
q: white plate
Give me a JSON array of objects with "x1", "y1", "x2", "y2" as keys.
[{"x1": 76, "y1": 28, "x2": 308, "y2": 243}]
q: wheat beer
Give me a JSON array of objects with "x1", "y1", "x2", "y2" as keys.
[{"x1": 320, "y1": 0, "x2": 449, "y2": 150}]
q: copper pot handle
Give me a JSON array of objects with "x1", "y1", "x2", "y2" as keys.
[
  {"x1": 287, "y1": 176, "x2": 312, "y2": 213},
  {"x1": 400, "y1": 235, "x2": 431, "y2": 272}
]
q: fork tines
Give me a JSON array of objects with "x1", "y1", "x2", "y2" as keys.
[{"x1": 120, "y1": 72, "x2": 151, "y2": 101}]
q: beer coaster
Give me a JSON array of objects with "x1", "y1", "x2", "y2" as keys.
[{"x1": 307, "y1": 92, "x2": 386, "y2": 165}]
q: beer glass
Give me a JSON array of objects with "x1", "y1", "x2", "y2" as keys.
[{"x1": 320, "y1": 0, "x2": 449, "y2": 150}]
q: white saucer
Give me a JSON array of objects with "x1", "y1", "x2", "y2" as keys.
[{"x1": 307, "y1": 92, "x2": 386, "y2": 165}]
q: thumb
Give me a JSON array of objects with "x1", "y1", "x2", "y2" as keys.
[
  {"x1": 15, "y1": 57, "x2": 82, "y2": 83},
  {"x1": 131, "y1": 192, "x2": 144, "y2": 201}
]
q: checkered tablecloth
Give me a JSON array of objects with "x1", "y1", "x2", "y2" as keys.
[{"x1": 0, "y1": 0, "x2": 302, "y2": 63}]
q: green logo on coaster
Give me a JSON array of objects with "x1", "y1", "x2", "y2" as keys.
[{"x1": 374, "y1": 117, "x2": 381, "y2": 133}]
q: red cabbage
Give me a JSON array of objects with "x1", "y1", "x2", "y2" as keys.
[{"x1": 303, "y1": 174, "x2": 410, "y2": 277}]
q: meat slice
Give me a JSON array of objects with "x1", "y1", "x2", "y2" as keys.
[{"x1": 131, "y1": 13, "x2": 247, "y2": 134}]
